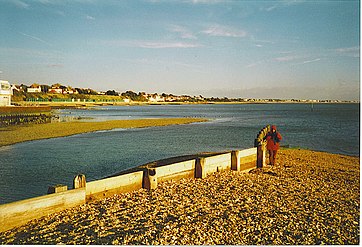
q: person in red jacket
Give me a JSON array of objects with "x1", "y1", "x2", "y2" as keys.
[{"x1": 265, "y1": 125, "x2": 282, "y2": 166}]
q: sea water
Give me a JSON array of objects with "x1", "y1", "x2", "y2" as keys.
[{"x1": 0, "y1": 103, "x2": 359, "y2": 204}]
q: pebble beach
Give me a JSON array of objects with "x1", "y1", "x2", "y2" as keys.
[{"x1": 0, "y1": 148, "x2": 359, "y2": 245}]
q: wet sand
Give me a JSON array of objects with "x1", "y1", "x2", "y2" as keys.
[
  {"x1": 0, "y1": 118, "x2": 206, "y2": 147},
  {"x1": 0, "y1": 149, "x2": 359, "y2": 245}
]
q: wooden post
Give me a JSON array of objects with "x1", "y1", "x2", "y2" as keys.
[
  {"x1": 255, "y1": 125, "x2": 270, "y2": 168},
  {"x1": 73, "y1": 174, "x2": 86, "y2": 189},
  {"x1": 143, "y1": 168, "x2": 157, "y2": 190},
  {"x1": 256, "y1": 140, "x2": 264, "y2": 168},
  {"x1": 262, "y1": 141, "x2": 267, "y2": 167},
  {"x1": 195, "y1": 157, "x2": 206, "y2": 178},
  {"x1": 231, "y1": 150, "x2": 240, "y2": 171}
]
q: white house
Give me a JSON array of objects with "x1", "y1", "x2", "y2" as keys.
[
  {"x1": 148, "y1": 94, "x2": 165, "y2": 102},
  {"x1": 27, "y1": 84, "x2": 42, "y2": 93},
  {"x1": 49, "y1": 88, "x2": 63, "y2": 94},
  {"x1": 0, "y1": 80, "x2": 12, "y2": 106}
]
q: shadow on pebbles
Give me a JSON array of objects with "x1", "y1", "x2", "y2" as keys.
[{"x1": 0, "y1": 149, "x2": 359, "y2": 245}]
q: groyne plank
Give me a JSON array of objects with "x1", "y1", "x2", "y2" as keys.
[
  {"x1": 156, "y1": 160, "x2": 196, "y2": 183},
  {"x1": 238, "y1": 148, "x2": 257, "y2": 172},
  {"x1": 0, "y1": 188, "x2": 85, "y2": 232},
  {"x1": 86, "y1": 171, "x2": 143, "y2": 201},
  {"x1": 203, "y1": 152, "x2": 231, "y2": 175}
]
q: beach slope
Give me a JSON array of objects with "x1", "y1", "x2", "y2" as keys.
[{"x1": 0, "y1": 149, "x2": 359, "y2": 245}]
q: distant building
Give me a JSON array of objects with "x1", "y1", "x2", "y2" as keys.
[
  {"x1": 148, "y1": 94, "x2": 165, "y2": 102},
  {"x1": 49, "y1": 88, "x2": 63, "y2": 93},
  {"x1": 49, "y1": 86, "x2": 63, "y2": 94},
  {"x1": 0, "y1": 80, "x2": 12, "y2": 106},
  {"x1": 27, "y1": 84, "x2": 42, "y2": 93},
  {"x1": 48, "y1": 83, "x2": 64, "y2": 94},
  {"x1": 64, "y1": 87, "x2": 77, "y2": 94}
]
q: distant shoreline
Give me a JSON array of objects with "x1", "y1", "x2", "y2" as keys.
[
  {"x1": 11, "y1": 100, "x2": 359, "y2": 109},
  {"x1": 0, "y1": 118, "x2": 207, "y2": 147}
]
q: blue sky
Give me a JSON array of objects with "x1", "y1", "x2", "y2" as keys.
[{"x1": 0, "y1": 0, "x2": 360, "y2": 100}]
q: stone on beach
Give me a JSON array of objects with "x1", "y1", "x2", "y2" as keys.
[{"x1": 0, "y1": 149, "x2": 359, "y2": 245}]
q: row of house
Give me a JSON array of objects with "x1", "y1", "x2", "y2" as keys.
[
  {"x1": 6, "y1": 81, "x2": 204, "y2": 103},
  {"x1": 140, "y1": 93, "x2": 203, "y2": 102},
  {"x1": 25, "y1": 84, "x2": 78, "y2": 94}
]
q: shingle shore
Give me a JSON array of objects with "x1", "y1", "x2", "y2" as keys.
[{"x1": 0, "y1": 149, "x2": 359, "y2": 245}]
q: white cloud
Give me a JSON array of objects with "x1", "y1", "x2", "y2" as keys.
[
  {"x1": 275, "y1": 55, "x2": 321, "y2": 65},
  {"x1": 202, "y1": 25, "x2": 247, "y2": 38},
  {"x1": 245, "y1": 61, "x2": 262, "y2": 68},
  {"x1": 168, "y1": 25, "x2": 197, "y2": 40},
  {"x1": 103, "y1": 40, "x2": 203, "y2": 49},
  {"x1": 274, "y1": 55, "x2": 299, "y2": 62},
  {"x1": 262, "y1": 0, "x2": 305, "y2": 12},
  {"x1": 9, "y1": 0, "x2": 29, "y2": 9},
  {"x1": 134, "y1": 41, "x2": 202, "y2": 49},
  {"x1": 0, "y1": 47, "x2": 64, "y2": 59},
  {"x1": 86, "y1": 15, "x2": 95, "y2": 20},
  {"x1": 299, "y1": 58, "x2": 321, "y2": 65},
  {"x1": 19, "y1": 32, "x2": 52, "y2": 46}
]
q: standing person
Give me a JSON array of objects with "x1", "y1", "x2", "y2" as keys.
[{"x1": 265, "y1": 125, "x2": 282, "y2": 166}]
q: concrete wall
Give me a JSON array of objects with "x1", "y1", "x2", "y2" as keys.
[
  {"x1": 0, "y1": 188, "x2": 85, "y2": 233},
  {"x1": 204, "y1": 153, "x2": 231, "y2": 173},
  {"x1": 86, "y1": 171, "x2": 143, "y2": 201},
  {"x1": 196, "y1": 152, "x2": 232, "y2": 178},
  {"x1": 155, "y1": 159, "x2": 196, "y2": 183},
  {"x1": 238, "y1": 148, "x2": 257, "y2": 172},
  {"x1": 0, "y1": 147, "x2": 257, "y2": 233}
]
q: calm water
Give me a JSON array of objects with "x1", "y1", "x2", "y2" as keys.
[{"x1": 0, "y1": 103, "x2": 359, "y2": 204}]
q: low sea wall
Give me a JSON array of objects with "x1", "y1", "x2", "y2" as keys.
[
  {"x1": 0, "y1": 148, "x2": 257, "y2": 233},
  {"x1": 0, "y1": 188, "x2": 86, "y2": 233},
  {"x1": 86, "y1": 171, "x2": 144, "y2": 201}
]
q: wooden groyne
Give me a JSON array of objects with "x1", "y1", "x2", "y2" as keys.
[
  {"x1": 0, "y1": 106, "x2": 52, "y2": 127},
  {"x1": 0, "y1": 148, "x2": 257, "y2": 232},
  {"x1": 0, "y1": 149, "x2": 359, "y2": 245},
  {"x1": 0, "y1": 126, "x2": 273, "y2": 232}
]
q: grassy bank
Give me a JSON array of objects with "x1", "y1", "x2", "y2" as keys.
[
  {"x1": 0, "y1": 149, "x2": 359, "y2": 244},
  {"x1": 0, "y1": 118, "x2": 207, "y2": 147}
]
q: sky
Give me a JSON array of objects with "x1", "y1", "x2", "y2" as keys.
[{"x1": 0, "y1": 0, "x2": 360, "y2": 100}]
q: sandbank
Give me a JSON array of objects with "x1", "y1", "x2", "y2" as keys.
[{"x1": 0, "y1": 118, "x2": 207, "y2": 147}]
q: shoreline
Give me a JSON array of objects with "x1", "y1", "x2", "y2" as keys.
[
  {"x1": 0, "y1": 118, "x2": 207, "y2": 147},
  {"x1": 11, "y1": 100, "x2": 358, "y2": 109},
  {"x1": 0, "y1": 148, "x2": 359, "y2": 244}
]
